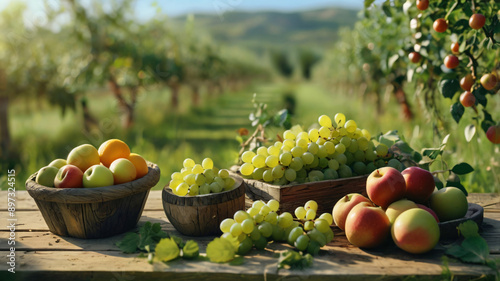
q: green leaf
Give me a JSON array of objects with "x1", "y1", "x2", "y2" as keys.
[
  {"x1": 458, "y1": 221, "x2": 480, "y2": 239},
  {"x1": 364, "y1": 0, "x2": 375, "y2": 9},
  {"x1": 439, "y1": 79, "x2": 460, "y2": 99},
  {"x1": 155, "y1": 238, "x2": 180, "y2": 262},
  {"x1": 464, "y1": 124, "x2": 475, "y2": 143},
  {"x1": 206, "y1": 238, "x2": 236, "y2": 263},
  {"x1": 451, "y1": 162, "x2": 474, "y2": 175},
  {"x1": 182, "y1": 240, "x2": 199, "y2": 259},
  {"x1": 472, "y1": 86, "x2": 488, "y2": 107},
  {"x1": 136, "y1": 222, "x2": 169, "y2": 252},
  {"x1": 277, "y1": 250, "x2": 313, "y2": 270},
  {"x1": 450, "y1": 102, "x2": 464, "y2": 123},
  {"x1": 481, "y1": 110, "x2": 494, "y2": 133},
  {"x1": 460, "y1": 236, "x2": 490, "y2": 264},
  {"x1": 116, "y1": 232, "x2": 140, "y2": 254},
  {"x1": 446, "y1": 244, "x2": 468, "y2": 259},
  {"x1": 434, "y1": 177, "x2": 444, "y2": 190},
  {"x1": 422, "y1": 148, "x2": 442, "y2": 160}
]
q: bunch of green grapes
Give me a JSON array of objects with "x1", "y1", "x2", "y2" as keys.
[
  {"x1": 169, "y1": 157, "x2": 235, "y2": 196},
  {"x1": 218, "y1": 199, "x2": 333, "y2": 255},
  {"x1": 239, "y1": 113, "x2": 402, "y2": 185}
]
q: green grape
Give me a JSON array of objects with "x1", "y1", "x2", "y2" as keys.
[
  {"x1": 305, "y1": 200, "x2": 318, "y2": 212},
  {"x1": 283, "y1": 130, "x2": 296, "y2": 140},
  {"x1": 357, "y1": 137, "x2": 369, "y2": 151},
  {"x1": 354, "y1": 150, "x2": 365, "y2": 162},
  {"x1": 318, "y1": 213, "x2": 334, "y2": 225},
  {"x1": 338, "y1": 127, "x2": 348, "y2": 136},
  {"x1": 201, "y1": 157, "x2": 213, "y2": 169},
  {"x1": 352, "y1": 161, "x2": 367, "y2": 175},
  {"x1": 253, "y1": 213, "x2": 264, "y2": 223},
  {"x1": 257, "y1": 146, "x2": 269, "y2": 156},
  {"x1": 323, "y1": 168, "x2": 339, "y2": 180},
  {"x1": 318, "y1": 126, "x2": 331, "y2": 139},
  {"x1": 361, "y1": 128, "x2": 371, "y2": 139},
  {"x1": 279, "y1": 152, "x2": 292, "y2": 166},
  {"x1": 262, "y1": 169, "x2": 274, "y2": 182},
  {"x1": 265, "y1": 155, "x2": 279, "y2": 168},
  {"x1": 253, "y1": 236, "x2": 268, "y2": 250},
  {"x1": 230, "y1": 222, "x2": 243, "y2": 236},
  {"x1": 220, "y1": 218, "x2": 235, "y2": 233},
  {"x1": 309, "y1": 156, "x2": 320, "y2": 169},
  {"x1": 240, "y1": 163, "x2": 254, "y2": 176},
  {"x1": 206, "y1": 237, "x2": 236, "y2": 263},
  {"x1": 252, "y1": 167, "x2": 265, "y2": 180},
  {"x1": 188, "y1": 184, "x2": 199, "y2": 196},
  {"x1": 258, "y1": 221, "x2": 273, "y2": 238},
  {"x1": 267, "y1": 199, "x2": 280, "y2": 212},
  {"x1": 387, "y1": 158, "x2": 403, "y2": 171},
  {"x1": 308, "y1": 128, "x2": 319, "y2": 142},
  {"x1": 264, "y1": 211, "x2": 278, "y2": 224},
  {"x1": 318, "y1": 114, "x2": 332, "y2": 128},
  {"x1": 375, "y1": 143, "x2": 389, "y2": 157},
  {"x1": 291, "y1": 146, "x2": 305, "y2": 157},
  {"x1": 223, "y1": 177, "x2": 235, "y2": 190},
  {"x1": 324, "y1": 141, "x2": 335, "y2": 154},
  {"x1": 284, "y1": 168, "x2": 297, "y2": 182},
  {"x1": 252, "y1": 200, "x2": 265, "y2": 210},
  {"x1": 289, "y1": 157, "x2": 304, "y2": 171},
  {"x1": 236, "y1": 237, "x2": 253, "y2": 255},
  {"x1": 218, "y1": 169, "x2": 230, "y2": 179},
  {"x1": 352, "y1": 128, "x2": 363, "y2": 139},
  {"x1": 306, "y1": 209, "x2": 317, "y2": 220},
  {"x1": 220, "y1": 233, "x2": 239, "y2": 250},
  {"x1": 318, "y1": 157, "x2": 328, "y2": 169},
  {"x1": 296, "y1": 168, "x2": 307, "y2": 179},
  {"x1": 348, "y1": 139, "x2": 358, "y2": 153},
  {"x1": 324, "y1": 227, "x2": 334, "y2": 244},
  {"x1": 192, "y1": 164, "x2": 204, "y2": 174},
  {"x1": 344, "y1": 120, "x2": 357, "y2": 133},
  {"x1": 252, "y1": 154, "x2": 266, "y2": 168},
  {"x1": 308, "y1": 170, "x2": 324, "y2": 182},
  {"x1": 283, "y1": 139, "x2": 295, "y2": 149},
  {"x1": 247, "y1": 207, "x2": 259, "y2": 217},
  {"x1": 303, "y1": 220, "x2": 314, "y2": 231},
  {"x1": 316, "y1": 137, "x2": 326, "y2": 145},
  {"x1": 215, "y1": 176, "x2": 225, "y2": 187},
  {"x1": 169, "y1": 179, "x2": 183, "y2": 189},
  {"x1": 209, "y1": 182, "x2": 222, "y2": 193},
  {"x1": 294, "y1": 234, "x2": 310, "y2": 251},
  {"x1": 334, "y1": 113, "x2": 346, "y2": 127},
  {"x1": 344, "y1": 151, "x2": 354, "y2": 165},
  {"x1": 296, "y1": 138, "x2": 309, "y2": 149},
  {"x1": 171, "y1": 172, "x2": 183, "y2": 181},
  {"x1": 301, "y1": 152, "x2": 314, "y2": 165},
  {"x1": 204, "y1": 169, "x2": 215, "y2": 182},
  {"x1": 338, "y1": 164, "x2": 353, "y2": 178},
  {"x1": 375, "y1": 159, "x2": 386, "y2": 168},
  {"x1": 234, "y1": 210, "x2": 250, "y2": 223},
  {"x1": 195, "y1": 174, "x2": 207, "y2": 185},
  {"x1": 274, "y1": 141, "x2": 283, "y2": 148},
  {"x1": 297, "y1": 131, "x2": 309, "y2": 140},
  {"x1": 365, "y1": 150, "x2": 377, "y2": 161},
  {"x1": 272, "y1": 224, "x2": 287, "y2": 242},
  {"x1": 241, "y1": 151, "x2": 256, "y2": 163},
  {"x1": 277, "y1": 212, "x2": 294, "y2": 228},
  {"x1": 294, "y1": 206, "x2": 306, "y2": 220},
  {"x1": 335, "y1": 143, "x2": 346, "y2": 154},
  {"x1": 331, "y1": 129, "x2": 340, "y2": 138},
  {"x1": 340, "y1": 136, "x2": 351, "y2": 148},
  {"x1": 307, "y1": 228, "x2": 327, "y2": 247},
  {"x1": 183, "y1": 173, "x2": 196, "y2": 185},
  {"x1": 267, "y1": 145, "x2": 280, "y2": 156},
  {"x1": 366, "y1": 162, "x2": 377, "y2": 173},
  {"x1": 183, "y1": 158, "x2": 195, "y2": 168},
  {"x1": 250, "y1": 227, "x2": 261, "y2": 241},
  {"x1": 241, "y1": 218, "x2": 255, "y2": 234},
  {"x1": 328, "y1": 159, "x2": 340, "y2": 170},
  {"x1": 288, "y1": 226, "x2": 304, "y2": 245},
  {"x1": 317, "y1": 145, "x2": 328, "y2": 158},
  {"x1": 307, "y1": 142, "x2": 319, "y2": 154},
  {"x1": 259, "y1": 204, "x2": 271, "y2": 216},
  {"x1": 199, "y1": 183, "x2": 210, "y2": 194},
  {"x1": 314, "y1": 219, "x2": 331, "y2": 233},
  {"x1": 335, "y1": 153, "x2": 347, "y2": 165},
  {"x1": 176, "y1": 182, "x2": 189, "y2": 196}
]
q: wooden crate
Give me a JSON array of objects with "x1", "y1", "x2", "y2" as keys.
[{"x1": 242, "y1": 174, "x2": 368, "y2": 215}]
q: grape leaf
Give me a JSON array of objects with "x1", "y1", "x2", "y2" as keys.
[
  {"x1": 206, "y1": 238, "x2": 235, "y2": 263},
  {"x1": 155, "y1": 238, "x2": 180, "y2": 262},
  {"x1": 277, "y1": 250, "x2": 313, "y2": 270},
  {"x1": 116, "y1": 232, "x2": 140, "y2": 254},
  {"x1": 116, "y1": 222, "x2": 169, "y2": 254},
  {"x1": 451, "y1": 162, "x2": 474, "y2": 175}
]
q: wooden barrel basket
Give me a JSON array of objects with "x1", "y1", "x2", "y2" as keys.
[
  {"x1": 25, "y1": 161, "x2": 160, "y2": 239},
  {"x1": 162, "y1": 175, "x2": 245, "y2": 236}
]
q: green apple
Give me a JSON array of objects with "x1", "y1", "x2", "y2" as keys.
[
  {"x1": 83, "y1": 165, "x2": 114, "y2": 188},
  {"x1": 391, "y1": 208, "x2": 440, "y2": 254},
  {"x1": 385, "y1": 199, "x2": 418, "y2": 224},
  {"x1": 429, "y1": 187, "x2": 468, "y2": 222},
  {"x1": 35, "y1": 166, "x2": 59, "y2": 187},
  {"x1": 109, "y1": 158, "x2": 137, "y2": 184},
  {"x1": 67, "y1": 144, "x2": 101, "y2": 173},
  {"x1": 48, "y1": 158, "x2": 67, "y2": 169}
]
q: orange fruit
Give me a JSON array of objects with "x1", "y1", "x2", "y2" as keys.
[
  {"x1": 98, "y1": 139, "x2": 131, "y2": 167},
  {"x1": 127, "y1": 153, "x2": 149, "y2": 179}
]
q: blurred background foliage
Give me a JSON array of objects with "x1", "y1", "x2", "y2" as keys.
[{"x1": 0, "y1": 0, "x2": 498, "y2": 192}]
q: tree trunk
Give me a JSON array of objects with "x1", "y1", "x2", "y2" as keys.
[
  {"x1": 0, "y1": 96, "x2": 10, "y2": 158},
  {"x1": 393, "y1": 83, "x2": 413, "y2": 121},
  {"x1": 108, "y1": 75, "x2": 134, "y2": 128},
  {"x1": 80, "y1": 98, "x2": 99, "y2": 133},
  {"x1": 169, "y1": 82, "x2": 180, "y2": 110},
  {"x1": 190, "y1": 84, "x2": 200, "y2": 106}
]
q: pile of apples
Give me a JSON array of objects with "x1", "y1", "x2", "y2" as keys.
[
  {"x1": 333, "y1": 166, "x2": 469, "y2": 254},
  {"x1": 35, "y1": 139, "x2": 148, "y2": 188}
]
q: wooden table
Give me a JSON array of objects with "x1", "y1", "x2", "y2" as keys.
[{"x1": 1, "y1": 191, "x2": 499, "y2": 280}]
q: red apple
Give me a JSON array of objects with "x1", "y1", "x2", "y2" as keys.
[
  {"x1": 366, "y1": 167, "x2": 406, "y2": 209},
  {"x1": 109, "y1": 158, "x2": 137, "y2": 184},
  {"x1": 486, "y1": 125, "x2": 500, "y2": 144},
  {"x1": 391, "y1": 208, "x2": 440, "y2": 254},
  {"x1": 401, "y1": 166, "x2": 435, "y2": 203},
  {"x1": 332, "y1": 193, "x2": 372, "y2": 230},
  {"x1": 54, "y1": 164, "x2": 84, "y2": 188},
  {"x1": 416, "y1": 204, "x2": 439, "y2": 223},
  {"x1": 385, "y1": 199, "x2": 418, "y2": 224},
  {"x1": 345, "y1": 202, "x2": 391, "y2": 248}
]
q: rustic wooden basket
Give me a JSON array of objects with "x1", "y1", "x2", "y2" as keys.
[
  {"x1": 438, "y1": 203, "x2": 484, "y2": 240},
  {"x1": 25, "y1": 161, "x2": 160, "y2": 239},
  {"x1": 243, "y1": 173, "x2": 368, "y2": 215},
  {"x1": 162, "y1": 175, "x2": 245, "y2": 236}
]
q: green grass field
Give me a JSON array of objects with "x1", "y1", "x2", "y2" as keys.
[{"x1": 3, "y1": 81, "x2": 499, "y2": 193}]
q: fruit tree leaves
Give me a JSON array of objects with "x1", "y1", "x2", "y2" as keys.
[
  {"x1": 439, "y1": 79, "x2": 461, "y2": 99},
  {"x1": 481, "y1": 109, "x2": 494, "y2": 133},
  {"x1": 464, "y1": 124, "x2": 476, "y2": 142},
  {"x1": 451, "y1": 162, "x2": 474, "y2": 175},
  {"x1": 458, "y1": 220, "x2": 480, "y2": 239},
  {"x1": 445, "y1": 221, "x2": 491, "y2": 265},
  {"x1": 450, "y1": 102, "x2": 464, "y2": 123},
  {"x1": 364, "y1": 0, "x2": 375, "y2": 9}
]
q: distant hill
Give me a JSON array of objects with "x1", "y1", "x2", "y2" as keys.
[{"x1": 174, "y1": 7, "x2": 360, "y2": 51}]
